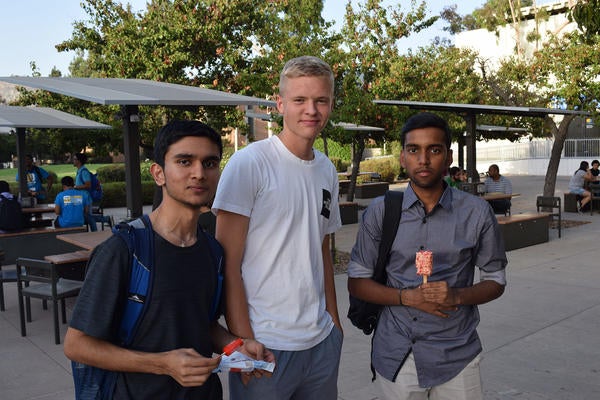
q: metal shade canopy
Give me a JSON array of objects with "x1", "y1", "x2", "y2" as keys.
[
  {"x1": 374, "y1": 100, "x2": 590, "y2": 180},
  {"x1": 333, "y1": 122, "x2": 385, "y2": 132},
  {"x1": 476, "y1": 124, "x2": 528, "y2": 133},
  {"x1": 0, "y1": 77, "x2": 274, "y2": 218},
  {"x1": 0, "y1": 105, "x2": 111, "y2": 198},
  {"x1": 0, "y1": 77, "x2": 275, "y2": 107}
]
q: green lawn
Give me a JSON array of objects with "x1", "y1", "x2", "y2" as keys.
[{"x1": 0, "y1": 163, "x2": 113, "y2": 182}]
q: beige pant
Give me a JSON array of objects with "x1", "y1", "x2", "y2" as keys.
[{"x1": 377, "y1": 353, "x2": 483, "y2": 400}]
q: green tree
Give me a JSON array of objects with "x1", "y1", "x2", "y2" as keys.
[
  {"x1": 569, "y1": 0, "x2": 600, "y2": 37},
  {"x1": 328, "y1": 0, "x2": 437, "y2": 201}
]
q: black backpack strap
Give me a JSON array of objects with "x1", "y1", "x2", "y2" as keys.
[
  {"x1": 370, "y1": 190, "x2": 403, "y2": 382},
  {"x1": 372, "y1": 191, "x2": 404, "y2": 284}
]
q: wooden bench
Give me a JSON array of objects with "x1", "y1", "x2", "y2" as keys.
[
  {"x1": 0, "y1": 226, "x2": 88, "y2": 265},
  {"x1": 496, "y1": 212, "x2": 550, "y2": 251},
  {"x1": 354, "y1": 182, "x2": 389, "y2": 199}
]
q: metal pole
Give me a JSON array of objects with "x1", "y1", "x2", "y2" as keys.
[
  {"x1": 16, "y1": 127, "x2": 28, "y2": 198},
  {"x1": 121, "y1": 105, "x2": 143, "y2": 219},
  {"x1": 464, "y1": 113, "x2": 477, "y2": 181}
]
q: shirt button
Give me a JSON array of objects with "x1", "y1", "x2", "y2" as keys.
[
  {"x1": 412, "y1": 339, "x2": 417, "y2": 344},
  {"x1": 413, "y1": 317, "x2": 418, "y2": 321}
]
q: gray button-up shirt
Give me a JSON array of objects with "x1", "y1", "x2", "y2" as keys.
[{"x1": 347, "y1": 184, "x2": 507, "y2": 387}]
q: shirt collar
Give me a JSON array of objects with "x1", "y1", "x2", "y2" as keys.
[{"x1": 403, "y1": 181, "x2": 454, "y2": 212}]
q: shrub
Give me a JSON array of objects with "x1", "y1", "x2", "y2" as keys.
[
  {"x1": 97, "y1": 163, "x2": 153, "y2": 183},
  {"x1": 313, "y1": 138, "x2": 352, "y2": 161},
  {"x1": 359, "y1": 156, "x2": 400, "y2": 183},
  {"x1": 99, "y1": 181, "x2": 156, "y2": 207},
  {"x1": 330, "y1": 157, "x2": 351, "y2": 172}
]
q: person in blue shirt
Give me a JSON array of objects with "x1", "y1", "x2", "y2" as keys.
[
  {"x1": 348, "y1": 112, "x2": 507, "y2": 400},
  {"x1": 54, "y1": 176, "x2": 91, "y2": 228},
  {"x1": 73, "y1": 152, "x2": 92, "y2": 192},
  {"x1": 72, "y1": 153, "x2": 99, "y2": 231},
  {"x1": 15, "y1": 154, "x2": 54, "y2": 202}
]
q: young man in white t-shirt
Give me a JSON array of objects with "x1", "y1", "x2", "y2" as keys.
[{"x1": 213, "y1": 56, "x2": 343, "y2": 400}]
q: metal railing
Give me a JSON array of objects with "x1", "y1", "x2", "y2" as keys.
[{"x1": 474, "y1": 138, "x2": 600, "y2": 161}]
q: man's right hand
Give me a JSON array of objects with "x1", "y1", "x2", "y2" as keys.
[{"x1": 161, "y1": 348, "x2": 221, "y2": 387}]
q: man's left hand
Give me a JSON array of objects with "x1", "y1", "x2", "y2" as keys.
[
  {"x1": 238, "y1": 338, "x2": 276, "y2": 384},
  {"x1": 421, "y1": 281, "x2": 459, "y2": 308}
]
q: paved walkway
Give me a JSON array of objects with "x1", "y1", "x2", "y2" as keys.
[{"x1": 2, "y1": 175, "x2": 600, "y2": 399}]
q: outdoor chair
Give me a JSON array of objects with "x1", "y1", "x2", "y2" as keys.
[
  {"x1": 536, "y1": 196, "x2": 561, "y2": 238},
  {"x1": 0, "y1": 246, "x2": 17, "y2": 311},
  {"x1": 16, "y1": 257, "x2": 83, "y2": 344},
  {"x1": 90, "y1": 203, "x2": 114, "y2": 231}
]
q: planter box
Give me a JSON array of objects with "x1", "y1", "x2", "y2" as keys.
[
  {"x1": 339, "y1": 202, "x2": 358, "y2": 225},
  {"x1": 496, "y1": 213, "x2": 549, "y2": 251},
  {"x1": 355, "y1": 182, "x2": 389, "y2": 199}
]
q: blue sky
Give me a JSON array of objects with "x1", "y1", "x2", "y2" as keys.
[{"x1": 0, "y1": 1, "x2": 487, "y2": 77}]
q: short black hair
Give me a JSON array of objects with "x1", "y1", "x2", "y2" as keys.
[
  {"x1": 61, "y1": 176, "x2": 75, "y2": 187},
  {"x1": 0, "y1": 180, "x2": 10, "y2": 193},
  {"x1": 74, "y1": 153, "x2": 88, "y2": 164},
  {"x1": 592, "y1": 159, "x2": 599, "y2": 166},
  {"x1": 449, "y1": 166, "x2": 460, "y2": 176},
  {"x1": 401, "y1": 112, "x2": 451, "y2": 149},
  {"x1": 153, "y1": 120, "x2": 222, "y2": 168}
]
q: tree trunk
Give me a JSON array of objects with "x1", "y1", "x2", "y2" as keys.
[
  {"x1": 543, "y1": 114, "x2": 576, "y2": 197},
  {"x1": 346, "y1": 136, "x2": 365, "y2": 202}
]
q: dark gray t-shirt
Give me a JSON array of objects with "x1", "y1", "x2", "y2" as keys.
[{"x1": 70, "y1": 231, "x2": 222, "y2": 399}]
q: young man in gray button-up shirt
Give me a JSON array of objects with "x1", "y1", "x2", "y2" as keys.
[{"x1": 348, "y1": 112, "x2": 507, "y2": 400}]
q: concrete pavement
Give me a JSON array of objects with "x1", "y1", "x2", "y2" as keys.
[{"x1": 2, "y1": 175, "x2": 600, "y2": 399}]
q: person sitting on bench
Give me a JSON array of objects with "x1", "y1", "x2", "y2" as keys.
[
  {"x1": 484, "y1": 164, "x2": 512, "y2": 214},
  {"x1": 568, "y1": 161, "x2": 594, "y2": 213},
  {"x1": 54, "y1": 176, "x2": 91, "y2": 228}
]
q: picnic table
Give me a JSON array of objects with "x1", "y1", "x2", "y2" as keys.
[{"x1": 56, "y1": 229, "x2": 112, "y2": 251}]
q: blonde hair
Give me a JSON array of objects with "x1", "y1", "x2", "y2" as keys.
[{"x1": 279, "y1": 56, "x2": 334, "y2": 96}]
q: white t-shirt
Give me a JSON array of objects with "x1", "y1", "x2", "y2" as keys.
[{"x1": 213, "y1": 136, "x2": 342, "y2": 351}]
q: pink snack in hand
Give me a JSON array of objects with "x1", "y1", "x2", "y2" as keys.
[{"x1": 416, "y1": 250, "x2": 433, "y2": 283}]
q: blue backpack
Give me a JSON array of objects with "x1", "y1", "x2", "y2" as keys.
[
  {"x1": 80, "y1": 166, "x2": 103, "y2": 202},
  {"x1": 89, "y1": 172, "x2": 103, "y2": 202},
  {"x1": 71, "y1": 214, "x2": 224, "y2": 399}
]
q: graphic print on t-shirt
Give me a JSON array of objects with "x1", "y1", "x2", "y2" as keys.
[{"x1": 321, "y1": 189, "x2": 331, "y2": 219}]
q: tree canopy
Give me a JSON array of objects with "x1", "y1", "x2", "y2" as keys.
[{"x1": 6, "y1": 0, "x2": 598, "y2": 203}]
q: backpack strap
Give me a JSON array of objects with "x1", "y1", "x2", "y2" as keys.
[
  {"x1": 112, "y1": 215, "x2": 224, "y2": 346},
  {"x1": 202, "y1": 231, "x2": 224, "y2": 320},
  {"x1": 370, "y1": 190, "x2": 403, "y2": 382},
  {"x1": 113, "y1": 215, "x2": 154, "y2": 346},
  {"x1": 372, "y1": 191, "x2": 404, "y2": 285}
]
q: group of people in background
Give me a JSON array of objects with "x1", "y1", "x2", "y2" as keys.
[
  {"x1": 444, "y1": 163, "x2": 513, "y2": 215},
  {"x1": 1, "y1": 152, "x2": 100, "y2": 232},
  {"x1": 568, "y1": 159, "x2": 600, "y2": 212},
  {"x1": 60, "y1": 56, "x2": 506, "y2": 400}
]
